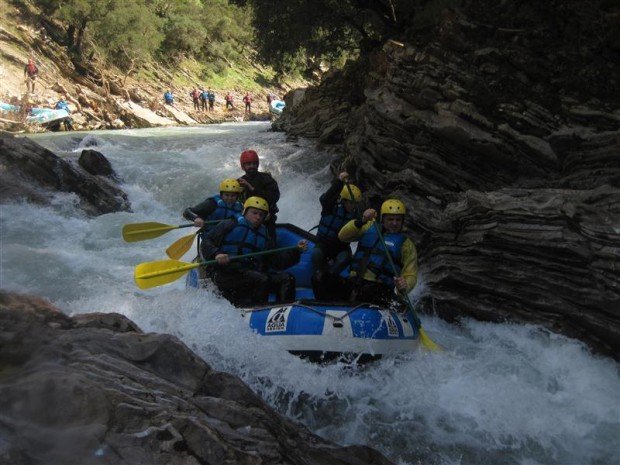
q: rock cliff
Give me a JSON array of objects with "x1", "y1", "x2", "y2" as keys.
[
  {"x1": 0, "y1": 291, "x2": 392, "y2": 465},
  {"x1": 275, "y1": 1, "x2": 620, "y2": 356}
]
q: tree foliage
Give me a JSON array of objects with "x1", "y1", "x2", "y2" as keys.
[
  {"x1": 36, "y1": 0, "x2": 255, "y2": 77},
  {"x1": 246, "y1": 0, "x2": 438, "y2": 74}
]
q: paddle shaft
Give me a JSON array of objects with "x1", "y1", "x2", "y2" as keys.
[
  {"x1": 124, "y1": 223, "x2": 193, "y2": 238},
  {"x1": 138, "y1": 245, "x2": 300, "y2": 280},
  {"x1": 372, "y1": 222, "x2": 422, "y2": 328}
]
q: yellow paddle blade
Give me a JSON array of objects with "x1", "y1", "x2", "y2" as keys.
[
  {"x1": 419, "y1": 328, "x2": 442, "y2": 352},
  {"x1": 166, "y1": 233, "x2": 196, "y2": 260},
  {"x1": 134, "y1": 259, "x2": 200, "y2": 289},
  {"x1": 122, "y1": 222, "x2": 178, "y2": 242}
]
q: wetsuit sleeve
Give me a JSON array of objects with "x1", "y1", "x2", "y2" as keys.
[
  {"x1": 338, "y1": 219, "x2": 373, "y2": 242},
  {"x1": 183, "y1": 198, "x2": 217, "y2": 222},
  {"x1": 199, "y1": 219, "x2": 236, "y2": 259},
  {"x1": 400, "y1": 238, "x2": 418, "y2": 292},
  {"x1": 260, "y1": 173, "x2": 280, "y2": 210},
  {"x1": 319, "y1": 179, "x2": 343, "y2": 213}
]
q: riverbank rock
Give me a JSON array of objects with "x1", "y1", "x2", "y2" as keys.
[
  {"x1": 0, "y1": 291, "x2": 392, "y2": 465},
  {"x1": 275, "y1": 1, "x2": 620, "y2": 357},
  {"x1": 0, "y1": 134, "x2": 130, "y2": 215}
]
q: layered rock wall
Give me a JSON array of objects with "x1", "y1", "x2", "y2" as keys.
[{"x1": 275, "y1": 1, "x2": 620, "y2": 356}]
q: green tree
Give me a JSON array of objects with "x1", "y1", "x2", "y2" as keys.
[
  {"x1": 92, "y1": 0, "x2": 163, "y2": 75},
  {"x1": 245, "y1": 0, "x2": 425, "y2": 74}
]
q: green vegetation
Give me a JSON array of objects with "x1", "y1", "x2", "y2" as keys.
[
  {"x1": 34, "y1": 0, "x2": 256, "y2": 81},
  {"x1": 243, "y1": 0, "x2": 458, "y2": 76}
]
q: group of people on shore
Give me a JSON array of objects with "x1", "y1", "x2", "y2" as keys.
[
  {"x1": 164, "y1": 89, "x2": 255, "y2": 115},
  {"x1": 182, "y1": 150, "x2": 417, "y2": 309}
]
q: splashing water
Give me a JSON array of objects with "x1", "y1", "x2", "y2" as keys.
[{"x1": 1, "y1": 123, "x2": 618, "y2": 465}]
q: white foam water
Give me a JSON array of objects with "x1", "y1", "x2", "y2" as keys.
[{"x1": 1, "y1": 123, "x2": 617, "y2": 465}]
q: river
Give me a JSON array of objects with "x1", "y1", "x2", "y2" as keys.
[{"x1": 1, "y1": 123, "x2": 618, "y2": 465}]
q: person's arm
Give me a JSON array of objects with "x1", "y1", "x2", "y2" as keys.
[
  {"x1": 183, "y1": 198, "x2": 217, "y2": 223},
  {"x1": 260, "y1": 173, "x2": 280, "y2": 207},
  {"x1": 199, "y1": 219, "x2": 236, "y2": 260},
  {"x1": 338, "y1": 218, "x2": 373, "y2": 243},
  {"x1": 319, "y1": 179, "x2": 343, "y2": 212},
  {"x1": 399, "y1": 238, "x2": 418, "y2": 292}
]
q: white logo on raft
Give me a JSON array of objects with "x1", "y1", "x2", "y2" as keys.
[
  {"x1": 379, "y1": 310, "x2": 399, "y2": 337},
  {"x1": 265, "y1": 306, "x2": 292, "y2": 333}
]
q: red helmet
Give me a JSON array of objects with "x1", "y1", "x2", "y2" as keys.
[{"x1": 240, "y1": 149, "x2": 259, "y2": 167}]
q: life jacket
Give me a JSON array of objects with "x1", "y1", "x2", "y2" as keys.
[
  {"x1": 206, "y1": 195, "x2": 243, "y2": 222},
  {"x1": 164, "y1": 92, "x2": 173, "y2": 102},
  {"x1": 26, "y1": 62, "x2": 37, "y2": 76},
  {"x1": 350, "y1": 226, "x2": 405, "y2": 287},
  {"x1": 219, "y1": 216, "x2": 269, "y2": 268},
  {"x1": 191, "y1": 90, "x2": 200, "y2": 99},
  {"x1": 225, "y1": 94, "x2": 233, "y2": 102},
  {"x1": 208, "y1": 92, "x2": 215, "y2": 101},
  {"x1": 55, "y1": 101, "x2": 69, "y2": 112},
  {"x1": 243, "y1": 95, "x2": 252, "y2": 103},
  {"x1": 317, "y1": 202, "x2": 354, "y2": 243},
  {"x1": 200, "y1": 91, "x2": 208, "y2": 100}
]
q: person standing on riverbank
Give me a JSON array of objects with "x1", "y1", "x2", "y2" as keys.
[
  {"x1": 225, "y1": 92, "x2": 234, "y2": 110},
  {"x1": 200, "y1": 89, "x2": 209, "y2": 111},
  {"x1": 208, "y1": 90, "x2": 215, "y2": 111},
  {"x1": 164, "y1": 90, "x2": 174, "y2": 106},
  {"x1": 243, "y1": 92, "x2": 252, "y2": 115},
  {"x1": 190, "y1": 88, "x2": 201, "y2": 111},
  {"x1": 24, "y1": 57, "x2": 38, "y2": 94}
]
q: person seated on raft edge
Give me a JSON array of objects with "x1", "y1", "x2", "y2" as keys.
[
  {"x1": 237, "y1": 149, "x2": 280, "y2": 239},
  {"x1": 311, "y1": 171, "x2": 361, "y2": 300},
  {"x1": 200, "y1": 196, "x2": 308, "y2": 308},
  {"x1": 337, "y1": 199, "x2": 418, "y2": 309},
  {"x1": 183, "y1": 178, "x2": 244, "y2": 259}
]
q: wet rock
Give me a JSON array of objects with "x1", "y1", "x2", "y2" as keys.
[
  {"x1": 0, "y1": 134, "x2": 130, "y2": 215},
  {"x1": 78, "y1": 149, "x2": 118, "y2": 180},
  {"x1": 274, "y1": 0, "x2": 620, "y2": 356},
  {"x1": 0, "y1": 291, "x2": 392, "y2": 465}
]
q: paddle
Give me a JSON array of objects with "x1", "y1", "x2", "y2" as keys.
[
  {"x1": 372, "y1": 221, "x2": 441, "y2": 352},
  {"x1": 122, "y1": 222, "x2": 194, "y2": 243},
  {"x1": 134, "y1": 245, "x2": 300, "y2": 289},
  {"x1": 164, "y1": 219, "x2": 227, "y2": 259}
]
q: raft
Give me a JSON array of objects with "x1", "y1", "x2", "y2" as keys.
[
  {"x1": 0, "y1": 101, "x2": 70, "y2": 128},
  {"x1": 187, "y1": 223, "x2": 419, "y2": 362},
  {"x1": 269, "y1": 100, "x2": 285, "y2": 115}
]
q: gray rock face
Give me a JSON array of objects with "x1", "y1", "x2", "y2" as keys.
[
  {"x1": 0, "y1": 291, "x2": 392, "y2": 465},
  {"x1": 0, "y1": 135, "x2": 130, "y2": 215},
  {"x1": 275, "y1": 1, "x2": 620, "y2": 356}
]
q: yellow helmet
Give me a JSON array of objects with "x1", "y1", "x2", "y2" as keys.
[
  {"x1": 243, "y1": 196, "x2": 269, "y2": 213},
  {"x1": 340, "y1": 184, "x2": 362, "y2": 202},
  {"x1": 380, "y1": 199, "x2": 406, "y2": 217},
  {"x1": 219, "y1": 178, "x2": 243, "y2": 194}
]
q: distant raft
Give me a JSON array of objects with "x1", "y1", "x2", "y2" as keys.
[
  {"x1": 0, "y1": 101, "x2": 71, "y2": 129},
  {"x1": 269, "y1": 100, "x2": 285, "y2": 116},
  {"x1": 186, "y1": 223, "x2": 420, "y2": 363}
]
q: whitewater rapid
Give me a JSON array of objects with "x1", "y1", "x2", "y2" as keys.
[{"x1": 1, "y1": 123, "x2": 618, "y2": 465}]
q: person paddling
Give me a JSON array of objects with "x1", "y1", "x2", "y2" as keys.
[
  {"x1": 183, "y1": 178, "x2": 244, "y2": 258},
  {"x1": 311, "y1": 172, "x2": 361, "y2": 299},
  {"x1": 237, "y1": 149, "x2": 280, "y2": 238},
  {"x1": 338, "y1": 199, "x2": 418, "y2": 307},
  {"x1": 201, "y1": 196, "x2": 307, "y2": 307}
]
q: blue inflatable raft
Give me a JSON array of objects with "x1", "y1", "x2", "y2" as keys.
[
  {"x1": 187, "y1": 223, "x2": 420, "y2": 362},
  {"x1": 269, "y1": 100, "x2": 285, "y2": 115}
]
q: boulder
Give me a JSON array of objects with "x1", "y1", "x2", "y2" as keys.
[
  {"x1": 0, "y1": 134, "x2": 130, "y2": 215},
  {"x1": 0, "y1": 291, "x2": 392, "y2": 465},
  {"x1": 78, "y1": 149, "x2": 119, "y2": 179}
]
